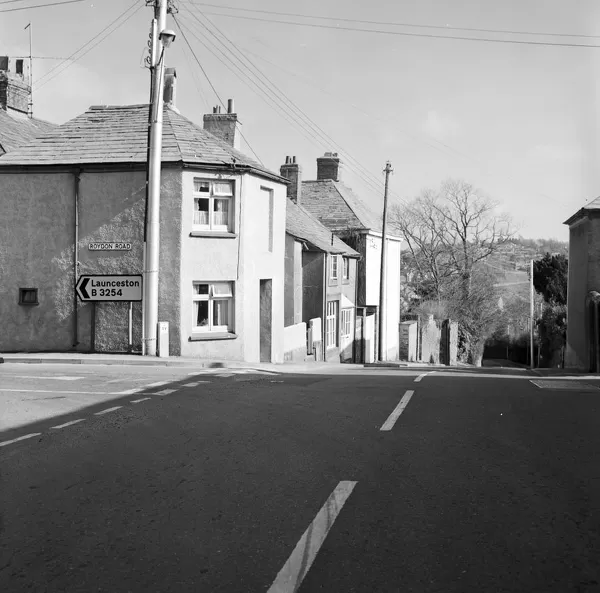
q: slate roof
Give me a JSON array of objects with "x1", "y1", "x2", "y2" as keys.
[
  {"x1": 301, "y1": 179, "x2": 400, "y2": 237},
  {"x1": 564, "y1": 196, "x2": 600, "y2": 226},
  {"x1": 286, "y1": 199, "x2": 359, "y2": 257},
  {"x1": 0, "y1": 104, "x2": 281, "y2": 180},
  {"x1": 0, "y1": 109, "x2": 57, "y2": 155}
]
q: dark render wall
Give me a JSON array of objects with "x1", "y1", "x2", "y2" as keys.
[{"x1": 302, "y1": 251, "x2": 324, "y2": 324}]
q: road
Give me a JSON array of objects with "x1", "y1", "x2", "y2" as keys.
[{"x1": 1, "y1": 364, "x2": 599, "y2": 592}]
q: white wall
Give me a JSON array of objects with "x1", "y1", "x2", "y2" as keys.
[
  {"x1": 178, "y1": 170, "x2": 286, "y2": 362},
  {"x1": 364, "y1": 231, "x2": 402, "y2": 360}
]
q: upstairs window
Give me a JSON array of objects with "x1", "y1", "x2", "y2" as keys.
[
  {"x1": 329, "y1": 255, "x2": 339, "y2": 282},
  {"x1": 342, "y1": 257, "x2": 350, "y2": 281},
  {"x1": 193, "y1": 179, "x2": 233, "y2": 232},
  {"x1": 15, "y1": 59, "x2": 23, "y2": 76}
]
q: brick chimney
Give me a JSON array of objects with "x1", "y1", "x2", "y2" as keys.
[
  {"x1": 280, "y1": 155, "x2": 302, "y2": 204},
  {"x1": 0, "y1": 56, "x2": 31, "y2": 117},
  {"x1": 203, "y1": 99, "x2": 240, "y2": 150},
  {"x1": 316, "y1": 151, "x2": 341, "y2": 182},
  {"x1": 163, "y1": 67, "x2": 176, "y2": 107}
]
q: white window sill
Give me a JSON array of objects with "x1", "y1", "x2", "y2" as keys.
[
  {"x1": 188, "y1": 332, "x2": 238, "y2": 342},
  {"x1": 190, "y1": 231, "x2": 237, "y2": 238}
]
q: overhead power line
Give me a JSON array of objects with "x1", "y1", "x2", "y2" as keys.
[
  {"x1": 0, "y1": 0, "x2": 87, "y2": 12},
  {"x1": 180, "y1": 4, "x2": 408, "y2": 205},
  {"x1": 172, "y1": 13, "x2": 265, "y2": 165},
  {"x1": 186, "y1": 2, "x2": 600, "y2": 40},
  {"x1": 34, "y1": 0, "x2": 142, "y2": 90},
  {"x1": 183, "y1": 5, "x2": 600, "y2": 49}
]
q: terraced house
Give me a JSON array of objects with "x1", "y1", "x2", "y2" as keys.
[{"x1": 0, "y1": 74, "x2": 287, "y2": 362}]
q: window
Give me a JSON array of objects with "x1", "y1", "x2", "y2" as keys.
[
  {"x1": 193, "y1": 282, "x2": 234, "y2": 333},
  {"x1": 342, "y1": 257, "x2": 350, "y2": 281},
  {"x1": 19, "y1": 288, "x2": 38, "y2": 305},
  {"x1": 260, "y1": 187, "x2": 274, "y2": 252},
  {"x1": 193, "y1": 179, "x2": 233, "y2": 231},
  {"x1": 329, "y1": 255, "x2": 339, "y2": 282},
  {"x1": 341, "y1": 308, "x2": 353, "y2": 342},
  {"x1": 326, "y1": 300, "x2": 338, "y2": 349},
  {"x1": 15, "y1": 59, "x2": 23, "y2": 76}
]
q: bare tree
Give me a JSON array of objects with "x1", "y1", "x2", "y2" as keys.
[{"x1": 390, "y1": 179, "x2": 515, "y2": 365}]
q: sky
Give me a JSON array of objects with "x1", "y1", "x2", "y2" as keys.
[{"x1": 2, "y1": 0, "x2": 600, "y2": 241}]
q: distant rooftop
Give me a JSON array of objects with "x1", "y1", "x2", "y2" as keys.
[
  {"x1": 286, "y1": 199, "x2": 359, "y2": 256},
  {"x1": 0, "y1": 109, "x2": 57, "y2": 155},
  {"x1": 564, "y1": 196, "x2": 600, "y2": 226}
]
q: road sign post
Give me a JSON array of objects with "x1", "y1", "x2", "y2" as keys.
[{"x1": 76, "y1": 275, "x2": 143, "y2": 302}]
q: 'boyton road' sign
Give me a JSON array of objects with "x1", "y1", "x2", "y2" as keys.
[{"x1": 76, "y1": 275, "x2": 143, "y2": 302}]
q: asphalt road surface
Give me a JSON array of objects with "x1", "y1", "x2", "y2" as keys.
[{"x1": 1, "y1": 364, "x2": 599, "y2": 592}]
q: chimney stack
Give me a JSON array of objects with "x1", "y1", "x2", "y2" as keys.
[
  {"x1": 163, "y1": 67, "x2": 177, "y2": 107},
  {"x1": 316, "y1": 151, "x2": 341, "y2": 182},
  {"x1": 0, "y1": 56, "x2": 31, "y2": 116},
  {"x1": 280, "y1": 155, "x2": 302, "y2": 204},
  {"x1": 203, "y1": 98, "x2": 240, "y2": 149}
]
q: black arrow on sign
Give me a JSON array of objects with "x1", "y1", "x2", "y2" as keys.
[{"x1": 78, "y1": 277, "x2": 90, "y2": 300}]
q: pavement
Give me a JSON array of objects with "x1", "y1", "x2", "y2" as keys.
[{"x1": 1, "y1": 364, "x2": 599, "y2": 592}]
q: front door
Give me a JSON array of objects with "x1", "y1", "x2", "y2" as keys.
[{"x1": 259, "y1": 279, "x2": 272, "y2": 362}]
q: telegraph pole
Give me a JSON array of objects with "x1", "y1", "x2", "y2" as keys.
[
  {"x1": 143, "y1": 0, "x2": 169, "y2": 356},
  {"x1": 530, "y1": 258, "x2": 534, "y2": 369},
  {"x1": 378, "y1": 161, "x2": 393, "y2": 361}
]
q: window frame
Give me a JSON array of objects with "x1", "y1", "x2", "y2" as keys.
[
  {"x1": 192, "y1": 281, "x2": 234, "y2": 334},
  {"x1": 340, "y1": 308, "x2": 353, "y2": 341},
  {"x1": 329, "y1": 255, "x2": 339, "y2": 282},
  {"x1": 342, "y1": 257, "x2": 350, "y2": 281},
  {"x1": 19, "y1": 287, "x2": 38, "y2": 306},
  {"x1": 192, "y1": 178, "x2": 234, "y2": 232},
  {"x1": 326, "y1": 300, "x2": 339, "y2": 349}
]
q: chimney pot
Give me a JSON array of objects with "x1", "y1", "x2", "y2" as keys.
[
  {"x1": 280, "y1": 156, "x2": 302, "y2": 205},
  {"x1": 227, "y1": 98, "x2": 234, "y2": 113}
]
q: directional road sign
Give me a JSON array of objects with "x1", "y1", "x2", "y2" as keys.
[{"x1": 76, "y1": 275, "x2": 143, "y2": 302}]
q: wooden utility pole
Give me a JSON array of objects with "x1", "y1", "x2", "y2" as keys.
[
  {"x1": 378, "y1": 161, "x2": 393, "y2": 361},
  {"x1": 530, "y1": 258, "x2": 534, "y2": 369}
]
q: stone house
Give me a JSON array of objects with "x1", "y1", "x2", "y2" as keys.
[
  {"x1": 289, "y1": 152, "x2": 403, "y2": 361},
  {"x1": 281, "y1": 156, "x2": 359, "y2": 362},
  {"x1": 0, "y1": 82, "x2": 287, "y2": 362},
  {"x1": 564, "y1": 197, "x2": 600, "y2": 370},
  {"x1": 0, "y1": 55, "x2": 56, "y2": 154}
]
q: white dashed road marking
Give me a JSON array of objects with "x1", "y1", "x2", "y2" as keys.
[
  {"x1": 94, "y1": 406, "x2": 122, "y2": 416},
  {"x1": 8, "y1": 375, "x2": 82, "y2": 381},
  {"x1": 51, "y1": 419, "x2": 85, "y2": 429},
  {"x1": 414, "y1": 372, "x2": 432, "y2": 382},
  {"x1": 154, "y1": 389, "x2": 176, "y2": 396},
  {"x1": 267, "y1": 481, "x2": 357, "y2": 593},
  {"x1": 0, "y1": 433, "x2": 42, "y2": 447},
  {"x1": 380, "y1": 390, "x2": 414, "y2": 431},
  {"x1": 131, "y1": 397, "x2": 151, "y2": 403},
  {"x1": 2, "y1": 389, "x2": 124, "y2": 395},
  {"x1": 145, "y1": 381, "x2": 168, "y2": 388}
]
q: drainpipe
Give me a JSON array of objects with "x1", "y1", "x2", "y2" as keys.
[
  {"x1": 354, "y1": 255, "x2": 359, "y2": 363},
  {"x1": 73, "y1": 169, "x2": 81, "y2": 348}
]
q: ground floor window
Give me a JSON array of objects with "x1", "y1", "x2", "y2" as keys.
[
  {"x1": 326, "y1": 300, "x2": 339, "y2": 349},
  {"x1": 193, "y1": 281, "x2": 234, "y2": 333},
  {"x1": 341, "y1": 308, "x2": 354, "y2": 345}
]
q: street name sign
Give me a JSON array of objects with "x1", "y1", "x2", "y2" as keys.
[
  {"x1": 88, "y1": 242, "x2": 132, "y2": 251},
  {"x1": 76, "y1": 275, "x2": 142, "y2": 302}
]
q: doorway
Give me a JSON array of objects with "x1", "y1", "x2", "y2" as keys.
[{"x1": 259, "y1": 279, "x2": 272, "y2": 362}]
